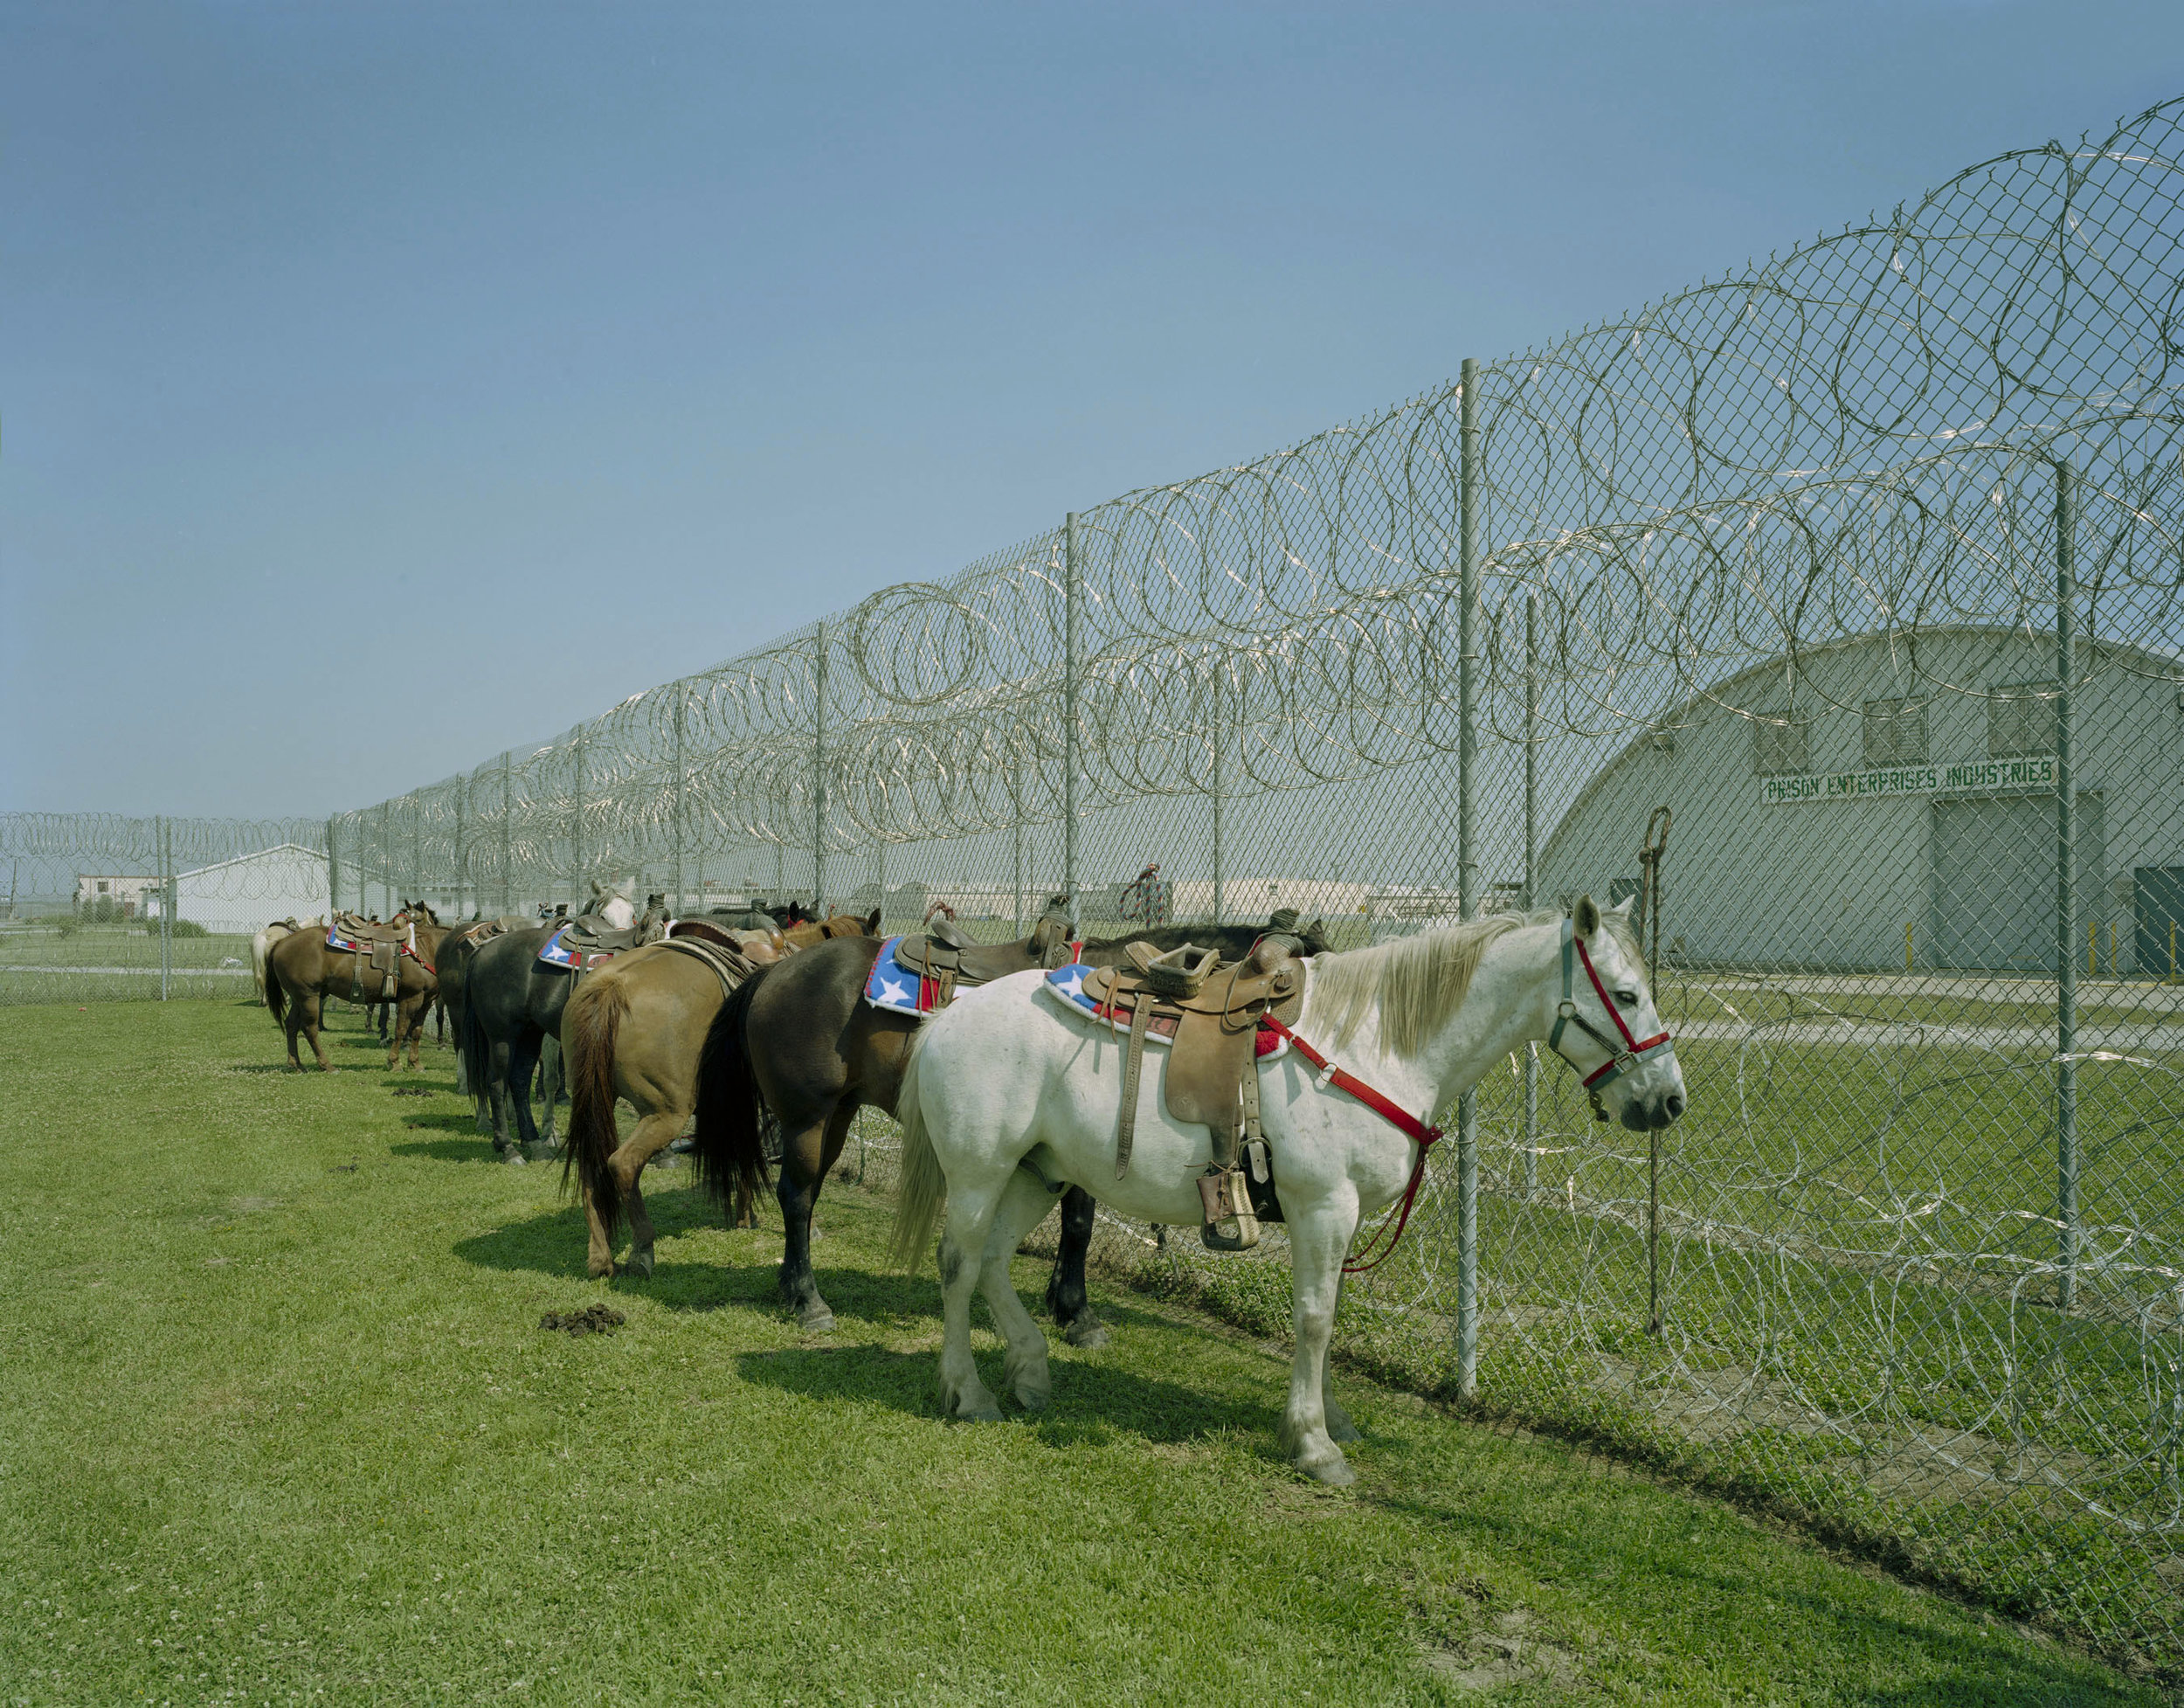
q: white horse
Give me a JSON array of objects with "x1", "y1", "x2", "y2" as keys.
[
  {"x1": 588, "y1": 881, "x2": 637, "y2": 930},
  {"x1": 889, "y1": 896, "x2": 1686, "y2": 1484}
]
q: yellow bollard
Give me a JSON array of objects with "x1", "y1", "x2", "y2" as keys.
[{"x1": 1905, "y1": 921, "x2": 1914, "y2": 972}]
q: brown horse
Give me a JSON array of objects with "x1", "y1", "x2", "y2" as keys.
[
  {"x1": 558, "y1": 916, "x2": 866, "y2": 1276},
  {"x1": 691, "y1": 910, "x2": 1328, "y2": 1332},
  {"x1": 559, "y1": 925, "x2": 783, "y2": 1278},
  {"x1": 784, "y1": 907, "x2": 880, "y2": 950},
  {"x1": 266, "y1": 907, "x2": 443, "y2": 1071}
]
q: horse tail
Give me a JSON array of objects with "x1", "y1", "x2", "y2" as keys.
[
  {"x1": 561, "y1": 972, "x2": 628, "y2": 1236},
  {"x1": 265, "y1": 949, "x2": 288, "y2": 1029},
  {"x1": 459, "y1": 979, "x2": 491, "y2": 1104},
  {"x1": 887, "y1": 1030, "x2": 943, "y2": 1272},
  {"x1": 692, "y1": 965, "x2": 774, "y2": 1220}
]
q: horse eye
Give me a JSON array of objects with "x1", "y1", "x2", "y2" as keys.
[{"x1": 1616, "y1": 990, "x2": 1639, "y2": 1006}]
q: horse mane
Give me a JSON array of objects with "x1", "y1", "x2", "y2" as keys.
[{"x1": 1307, "y1": 907, "x2": 1643, "y2": 1060}]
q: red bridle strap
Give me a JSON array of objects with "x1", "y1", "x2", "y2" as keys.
[{"x1": 1257, "y1": 1016, "x2": 1442, "y2": 1275}]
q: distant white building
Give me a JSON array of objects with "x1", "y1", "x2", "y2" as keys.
[
  {"x1": 1538, "y1": 626, "x2": 2184, "y2": 974},
  {"x1": 155, "y1": 844, "x2": 331, "y2": 936},
  {"x1": 75, "y1": 874, "x2": 163, "y2": 918}
]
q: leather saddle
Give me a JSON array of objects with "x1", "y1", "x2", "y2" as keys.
[
  {"x1": 1075, "y1": 939, "x2": 1303, "y2": 1252},
  {"x1": 543, "y1": 908, "x2": 669, "y2": 974},
  {"x1": 329, "y1": 911, "x2": 418, "y2": 1002},
  {"x1": 890, "y1": 904, "x2": 1072, "y2": 1006}
]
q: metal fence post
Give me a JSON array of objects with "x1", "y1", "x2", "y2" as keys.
[
  {"x1": 570, "y1": 732, "x2": 586, "y2": 911},
  {"x1": 377, "y1": 803, "x2": 390, "y2": 919},
  {"x1": 2055, "y1": 460, "x2": 2079, "y2": 1314},
  {"x1": 1012, "y1": 742, "x2": 1026, "y2": 934},
  {"x1": 1455, "y1": 356, "x2": 1481, "y2": 1400},
  {"x1": 157, "y1": 815, "x2": 172, "y2": 1001},
  {"x1": 500, "y1": 753, "x2": 514, "y2": 916},
  {"x1": 1523, "y1": 590, "x2": 1539, "y2": 1198},
  {"x1": 813, "y1": 623, "x2": 828, "y2": 910},
  {"x1": 326, "y1": 815, "x2": 342, "y2": 918},
  {"x1": 410, "y1": 796, "x2": 422, "y2": 914},
  {"x1": 1210, "y1": 661, "x2": 1225, "y2": 927},
  {"x1": 453, "y1": 780, "x2": 467, "y2": 918},
  {"x1": 1064, "y1": 515, "x2": 1083, "y2": 934},
  {"x1": 673, "y1": 686, "x2": 688, "y2": 914}
]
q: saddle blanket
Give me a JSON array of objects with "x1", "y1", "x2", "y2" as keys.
[
  {"x1": 863, "y1": 935, "x2": 936, "y2": 1017},
  {"x1": 1040, "y1": 963, "x2": 1289, "y2": 1060},
  {"x1": 537, "y1": 926, "x2": 614, "y2": 972}
]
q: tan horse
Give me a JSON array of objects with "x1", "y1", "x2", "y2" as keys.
[
  {"x1": 559, "y1": 915, "x2": 869, "y2": 1278},
  {"x1": 783, "y1": 906, "x2": 880, "y2": 950},
  {"x1": 266, "y1": 908, "x2": 441, "y2": 1071},
  {"x1": 252, "y1": 916, "x2": 324, "y2": 1005}
]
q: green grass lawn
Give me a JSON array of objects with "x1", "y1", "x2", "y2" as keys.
[{"x1": 0, "y1": 1001, "x2": 2165, "y2": 1705}]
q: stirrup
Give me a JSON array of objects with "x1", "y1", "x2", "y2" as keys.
[{"x1": 1198, "y1": 1165, "x2": 1260, "y2": 1252}]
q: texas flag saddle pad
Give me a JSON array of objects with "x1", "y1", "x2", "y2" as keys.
[
  {"x1": 1040, "y1": 962, "x2": 1289, "y2": 1060},
  {"x1": 536, "y1": 926, "x2": 616, "y2": 972},
  {"x1": 864, "y1": 936, "x2": 939, "y2": 1017}
]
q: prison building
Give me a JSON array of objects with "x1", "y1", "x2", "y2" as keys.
[
  {"x1": 161, "y1": 844, "x2": 332, "y2": 937},
  {"x1": 1536, "y1": 626, "x2": 2184, "y2": 975}
]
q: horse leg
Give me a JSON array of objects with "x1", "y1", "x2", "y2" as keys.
[
  {"x1": 1319, "y1": 1270, "x2": 1359, "y2": 1443},
  {"x1": 404, "y1": 993, "x2": 425, "y2": 1069},
  {"x1": 774, "y1": 1099, "x2": 856, "y2": 1332},
  {"x1": 979, "y1": 1170, "x2": 1061, "y2": 1412},
  {"x1": 281, "y1": 989, "x2": 305, "y2": 1070},
  {"x1": 300, "y1": 992, "x2": 332, "y2": 1072},
  {"x1": 508, "y1": 1030, "x2": 544, "y2": 1153},
  {"x1": 536, "y1": 1034, "x2": 562, "y2": 1146},
  {"x1": 935, "y1": 1173, "x2": 1009, "y2": 1421},
  {"x1": 1279, "y1": 1195, "x2": 1361, "y2": 1485},
  {"x1": 487, "y1": 1037, "x2": 520, "y2": 1158},
  {"x1": 1044, "y1": 1185, "x2": 1109, "y2": 1349},
  {"x1": 606, "y1": 1110, "x2": 686, "y2": 1280}
]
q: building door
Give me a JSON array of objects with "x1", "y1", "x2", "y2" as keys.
[
  {"x1": 2134, "y1": 867, "x2": 2184, "y2": 979},
  {"x1": 1929, "y1": 793, "x2": 2104, "y2": 972}
]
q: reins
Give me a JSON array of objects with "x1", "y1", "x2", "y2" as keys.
[
  {"x1": 1545, "y1": 916, "x2": 1676, "y2": 1091},
  {"x1": 1267, "y1": 916, "x2": 1676, "y2": 1276},
  {"x1": 1255, "y1": 1015, "x2": 1442, "y2": 1276}
]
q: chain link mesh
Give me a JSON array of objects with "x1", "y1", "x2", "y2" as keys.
[{"x1": 12, "y1": 100, "x2": 2184, "y2": 1657}]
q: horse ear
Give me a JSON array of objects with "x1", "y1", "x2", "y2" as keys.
[
  {"x1": 1606, "y1": 895, "x2": 1635, "y2": 920},
  {"x1": 863, "y1": 907, "x2": 881, "y2": 935},
  {"x1": 1573, "y1": 895, "x2": 1601, "y2": 937}
]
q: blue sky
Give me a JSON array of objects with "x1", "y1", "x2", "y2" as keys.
[{"x1": 5, "y1": 2, "x2": 2181, "y2": 818}]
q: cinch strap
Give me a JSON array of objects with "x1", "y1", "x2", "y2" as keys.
[
  {"x1": 1545, "y1": 916, "x2": 1676, "y2": 1091},
  {"x1": 1257, "y1": 1015, "x2": 1441, "y2": 1276}
]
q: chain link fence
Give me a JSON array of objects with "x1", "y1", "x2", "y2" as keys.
[{"x1": 11, "y1": 100, "x2": 2183, "y2": 1659}]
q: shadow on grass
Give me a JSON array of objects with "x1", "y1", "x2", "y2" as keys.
[
  {"x1": 394, "y1": 1109, "x2": 487, "y2": 1133},
  {"x1": 733, "y1": 1337, "x2": 1284, "y2": 1447},
  {"x1": 391, "y1": 1136, "x2": 506, "y2": 1164}
]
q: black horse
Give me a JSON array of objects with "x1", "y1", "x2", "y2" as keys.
[
  {"x1": 690, "y1": 909, "x2": 1329, "y2": 1334},
  {"x1": 461, "y1": 902, "x2": 667, "y2": 1159}
]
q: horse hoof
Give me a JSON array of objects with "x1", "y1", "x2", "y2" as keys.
[
  {"x1": 625, "y1": 1250, "x2": 655, "y2": 1280},
  {"x1": 1061, "y1": 1317, "x2": 1110, "y2": 1351},
  {"x1": 588, "y1": 1260, "x2": 613, "y2": 1279},
  {"x1": 795, "y1": 1303, "x2": 836, "y2": 1333},
  {"x1": 1013, "y1": 1380, "x2": 1051, "y2": 1413},
  {"x1": 1299, "y1": 1453, "x2": 1356, "y2": 1487},
  {"x1": 501, "y1": 1149, "x2": 528, "y2": 1166}
]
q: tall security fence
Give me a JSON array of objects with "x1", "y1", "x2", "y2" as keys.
[{"x1": 13, "y1": 100, "x2": 2184, "y2": 1659}]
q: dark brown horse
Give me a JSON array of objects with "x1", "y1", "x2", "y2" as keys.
[
  {"x1": 266, "y1": 906, "x2": 446, "y2": 1071},
  {"x1": 691, "y1": 910, "x2": 1328, "y2": 1333}
]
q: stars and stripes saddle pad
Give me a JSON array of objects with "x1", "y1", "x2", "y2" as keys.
[{"x1": 864, "y1": 935, "x2": 938, "y2": 1016}]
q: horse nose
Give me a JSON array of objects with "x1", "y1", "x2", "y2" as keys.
[{"x1": 1662, "y1": 1093, "x2": 1686, "y2": 1123}]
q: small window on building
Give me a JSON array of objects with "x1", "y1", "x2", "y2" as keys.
[
  {"x1": 1863, "y1": 696, "x2": 1929, "y2": 766},
  {"x1": 1751, "y1": 712, "x2": 1810, "y2": 776},
  {"x1": 96, "y1": 881, "x2": 109, "y2": 895},
  {"x1": 1988, "y1": 681, "x2": 2056, "y2": 757}
]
